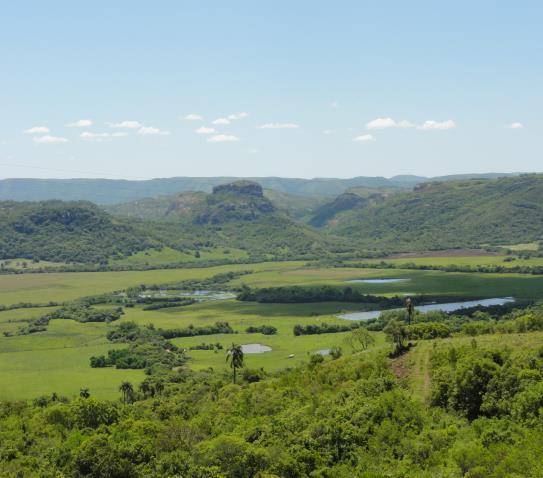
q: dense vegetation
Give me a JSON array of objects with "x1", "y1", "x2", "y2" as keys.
[
  {"x1": 0, "y1": 200, "x2": 155, "y2": 263},
  {"x1": 324, "y1": 174, "x2": 543, "y2": 251},
  {"x1": 3, "y1": 334, "x2": 543, "y2": 477}
]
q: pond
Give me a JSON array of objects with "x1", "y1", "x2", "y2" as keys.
[
  {"x1": 338, "y1": 297, "x2": 515, "y2": 321},
  {"x1": 348, "y1": 278, "x2": 410, "y2": 284},
  {"x1": 316, "y1": 349, "x2": 330, "y2": 356},
  {"x1": 241, "y1": 344, "x2": 272, "y2": 354},
  {"x1": 139, "y1": 290, "x2": 236, "y2": 301}
]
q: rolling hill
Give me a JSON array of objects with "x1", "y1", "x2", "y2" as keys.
[
  {"x1": 0, "y1": 201, "x2": 156, "y2": 263},
  {"x1": 322, "y1": 174, "x2": 543, "y2": 252}
]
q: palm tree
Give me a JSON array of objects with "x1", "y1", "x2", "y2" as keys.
[
  {"x1": 119, "y1": 381, "x2": 134, "y2": 404},
  {"x1": 405, "y1": 297, "x2": 415, "y2": 325},
  {"x1": 226, "y1": 343, "x2": 244, "y2": 384},
  {"x1": 79, "y1": 388, "x2": 90, "y2": 399}
]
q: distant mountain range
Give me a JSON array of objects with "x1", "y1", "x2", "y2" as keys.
[
  {"x1": 0, "y1": 173, "x2": 521, "y2": 204},
  {"x1": 1, "y1": 174, "x2": 540, "y2": 264}
]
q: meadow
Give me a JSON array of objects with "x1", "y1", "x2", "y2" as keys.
[{"x1": 2, "y1": 255, "x2": 543, "y2": 400}]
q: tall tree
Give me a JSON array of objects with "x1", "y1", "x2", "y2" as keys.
[
  {"x1": 226, "y1": 343, "x2": 244, "y2": 384},
  {"x1": 119, "y1": 381, "x2": 134, "y2": 404}
]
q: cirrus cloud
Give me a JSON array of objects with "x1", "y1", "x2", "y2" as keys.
[
  {"x1": 507, "y1": 122, "x2": 524, "y2": 129},
  {"x1": 33, "y1": 135, "x2": 68, "y2": 144},
  {"x1": 196, "y1": 126, "x2": 215, "y2": 135},
  {"x1": 107, "y1": 120, "x2": 142, "y2": 129},
  {"x1": 366, "y1": 117, "x2": 413, "y2": 129},
  {"x1": 184, "y1": 113, "x2": 203, "y2": 121},
  {"x1": 212, "y1": 117, "x2": 231, "y2": 125},
  {"x1": 67, "y1": 119, "x2": 93, "y2": 128},
  {"x1": 258, "y1": 123, "x2": 299, "y2": 129},
  {"x1": 228, "y1": 112, "x2": 249, "y2": 120},
  {"x1": 207, "y1": 134, "x2": 239, "y2": 143},
  {"x1": 418, "y1": 120, "x2": 456, "y2": 130},
  {"x1": 353, "y1": 134, "x2": 374, "y2": 143},
  {"x1": 80, "y1": 131, "x2": 127, "y2": 141},
  {"x1": 137, "y1": 126, "x2": 171, "y2": 136},
  {"x1": 24, "y1": 126, "x2": 50, "y2": 135}
]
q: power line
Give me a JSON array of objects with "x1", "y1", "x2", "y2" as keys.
[{"x1": 0, "y1": 162, "x2": 148, "y2": 180}]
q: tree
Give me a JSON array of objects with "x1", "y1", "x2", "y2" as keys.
[
  {"x1": 345, "y1": 327, "x2": 376, "y2": 351},
  {"x1": 226, "y1": 344, "x2": 244, "y2": 384},
  {"x1": 79, "y1": 388, "x2": 90, "y2": 399},
  {"x1": 383, "y1": 319, "x2": 408, "y2": 354},
  {"x1": 119, "y1": 381, "x2": 134, "y2": 404},
  {"x1": 405, "y1": 297, "x2": 415, "y2": 325}
]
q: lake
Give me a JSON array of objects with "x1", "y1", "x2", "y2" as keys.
[
  {"x1": 338, "y1": 297, "x2": 515, "y2": 321},
  {"x1": 348, "y1": 278, "x2": 410, "y2": 284},
  {"x1": 241, "y1": 344, "x2": 272, "y2": 354}
]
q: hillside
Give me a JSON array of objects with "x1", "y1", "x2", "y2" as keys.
[
  {"x1": 327, "y1": 174, "x2": 543, "y2": 251},
  {"x1": 131, "y1": 181, "x2": 351, "y2": 259},
  {"x1": 0, "y1": 173, "x2": 518, "y2": 204},
  {"x1": 0, "y1": 201, "x2": 156, "y2": 263}
]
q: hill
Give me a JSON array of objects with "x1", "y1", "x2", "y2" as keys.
[
  {"x1": 128, "y1": 181, "x2": 351, "y2": 259},
  {"x1": 325, "y1": 174, "x2": 543, "y2": 251},
  {"x1": 0, "y1": 201, "x2": 156, "y2": 263},
  {"x1": 0, "y1": 173, "x2": 519, "y2": 205}
]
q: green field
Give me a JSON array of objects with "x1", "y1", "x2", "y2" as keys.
[
  {"x1": 2, "y1": 256, "x2": 543, "y2": 400},
  {"x1": 109, "y1": 246, "x2": 249, "y2": 266}
]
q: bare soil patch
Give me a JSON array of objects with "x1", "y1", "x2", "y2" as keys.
[{"x1": 385, "y1": 248, "x2": 500, "y2": 259}]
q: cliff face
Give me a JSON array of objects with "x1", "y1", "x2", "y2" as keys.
[
  {"x1": 212, "y1": 181, "x2": 264, "y2": 197},
  {"x1": 193, "y1": 181, "x2": 276, "y2": 225}
]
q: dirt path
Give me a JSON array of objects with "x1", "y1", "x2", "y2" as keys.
[{"x1": 390, "y1": 342, "x2": 432, "y2": 403}]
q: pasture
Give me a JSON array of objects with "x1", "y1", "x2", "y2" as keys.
[{"x1": 2, "y1": 255, "x2": 543, "y2": 399}]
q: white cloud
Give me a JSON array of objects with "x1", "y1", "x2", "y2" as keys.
[
  {"x1": 195, "y1": 126, "x2": 215, "y2": 135},
  {"x1": 248, "y1": 148, "x2": 260, "y2": 154},
  {"x1": 107, "y1": 120, "x2": 142, "y2": 129},
  {"x1": 212, "y1": 118, "x2": 231, "y2": 125},
  {"x1": 323, "y1": 129, "x2": 333, "y2": 135},
  {"x1": 184, "y1": 114, "x2": 203, "y2": 121},
  {"x1": 24, "y1": 126, "x2": 50, "y2": 135},
  {"x1": 33, "y1": 135, "x2": 68, "y2": 144},
  {"x1": 228, "y1": 112, "x2": 249, "y2": 120},
  {"x1": 353, "y1": 134, "x2": 374, "y2": 143},
  {"x1": 418, "y1": 120, "x2": 456, "y2": 130},
  {"x1": 67, "y1": 119, "x2": 93, "y2": 127},
  {"x1": 366, "y1": 117, "x2": 413, "y2": 129},
  {"x1": 507, "y1": 122, "x2": 524, "y2": 129},
  {"x1": 207, "y1": 134, "x2": 239, "y2": 143},
  {"x1": 330, "y1": 101, "x2": 339, "y2": 108},
  {"x1": 80, "y1": 131, "x2": 128, "y2": 141},
  {"x1": 258, "y1": 123, "x2": 299, "y2": 129},
  {"x1": 137, "y1": 126, "x2": 171, "y2": 136}
]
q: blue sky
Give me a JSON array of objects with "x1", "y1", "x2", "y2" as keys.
[{"x1": 0, "y1": 1, "x2": 541, "y2": 179}]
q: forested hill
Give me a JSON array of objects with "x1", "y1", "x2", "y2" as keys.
[
  {"x1": 0, "y1": 173, "x2": 518, "y2": 204},
  {"x1": 326, "y1": 174, "x2": 543, "y2": 251},
  {"x1": 0, "y1": 201, "x2": 156, "y2": 263}
]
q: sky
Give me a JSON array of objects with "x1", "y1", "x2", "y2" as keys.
[{"x1": 0, "y1": 1, "x2": 541, "y2": 180}]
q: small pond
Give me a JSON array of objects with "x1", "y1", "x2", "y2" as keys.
[
  {"x1": 339, "y1": 297, "x2": 515, "y2": 321},
  {"x1": 348, "y1": 278, "x2": 410, "y2": 284},
  {"x1": 241, "y1": 344, "x2": 272, "y2": 354},
  {"x1": 316, "y1": 349, "x2": 330, "y2": 356}
]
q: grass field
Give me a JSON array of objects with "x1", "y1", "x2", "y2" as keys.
[
  {"x1": 356, "y1": 255, "x2": 543, "y2": 268},
  {"x1": 110, "y1": 246, "x2": 249, "y2": 266},
  {"x1": 0, "y1": 261, "x2": 303, "y2": 306},
  {"x1": 2, "y1": 255, "x2": 543, "y2": 400}
]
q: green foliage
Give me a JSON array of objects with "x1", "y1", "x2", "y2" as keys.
[
  {"x1": 330, "y1": 174, "x2": 543, "y2": 251},
  {"x1": 245, "y1": 325, "x2": 277, "y2": 335},
  {"x1": 0, "y1": 200, "x2": 156, "y2": 263}
]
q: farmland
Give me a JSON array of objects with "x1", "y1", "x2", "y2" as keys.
[{"x1": 1, "y1": 255, "x2": 543, "y2": 400}]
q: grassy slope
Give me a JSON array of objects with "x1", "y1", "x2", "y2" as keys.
[{"x1": 330, "y1": 174, "x2": 543, "y2": 251}]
